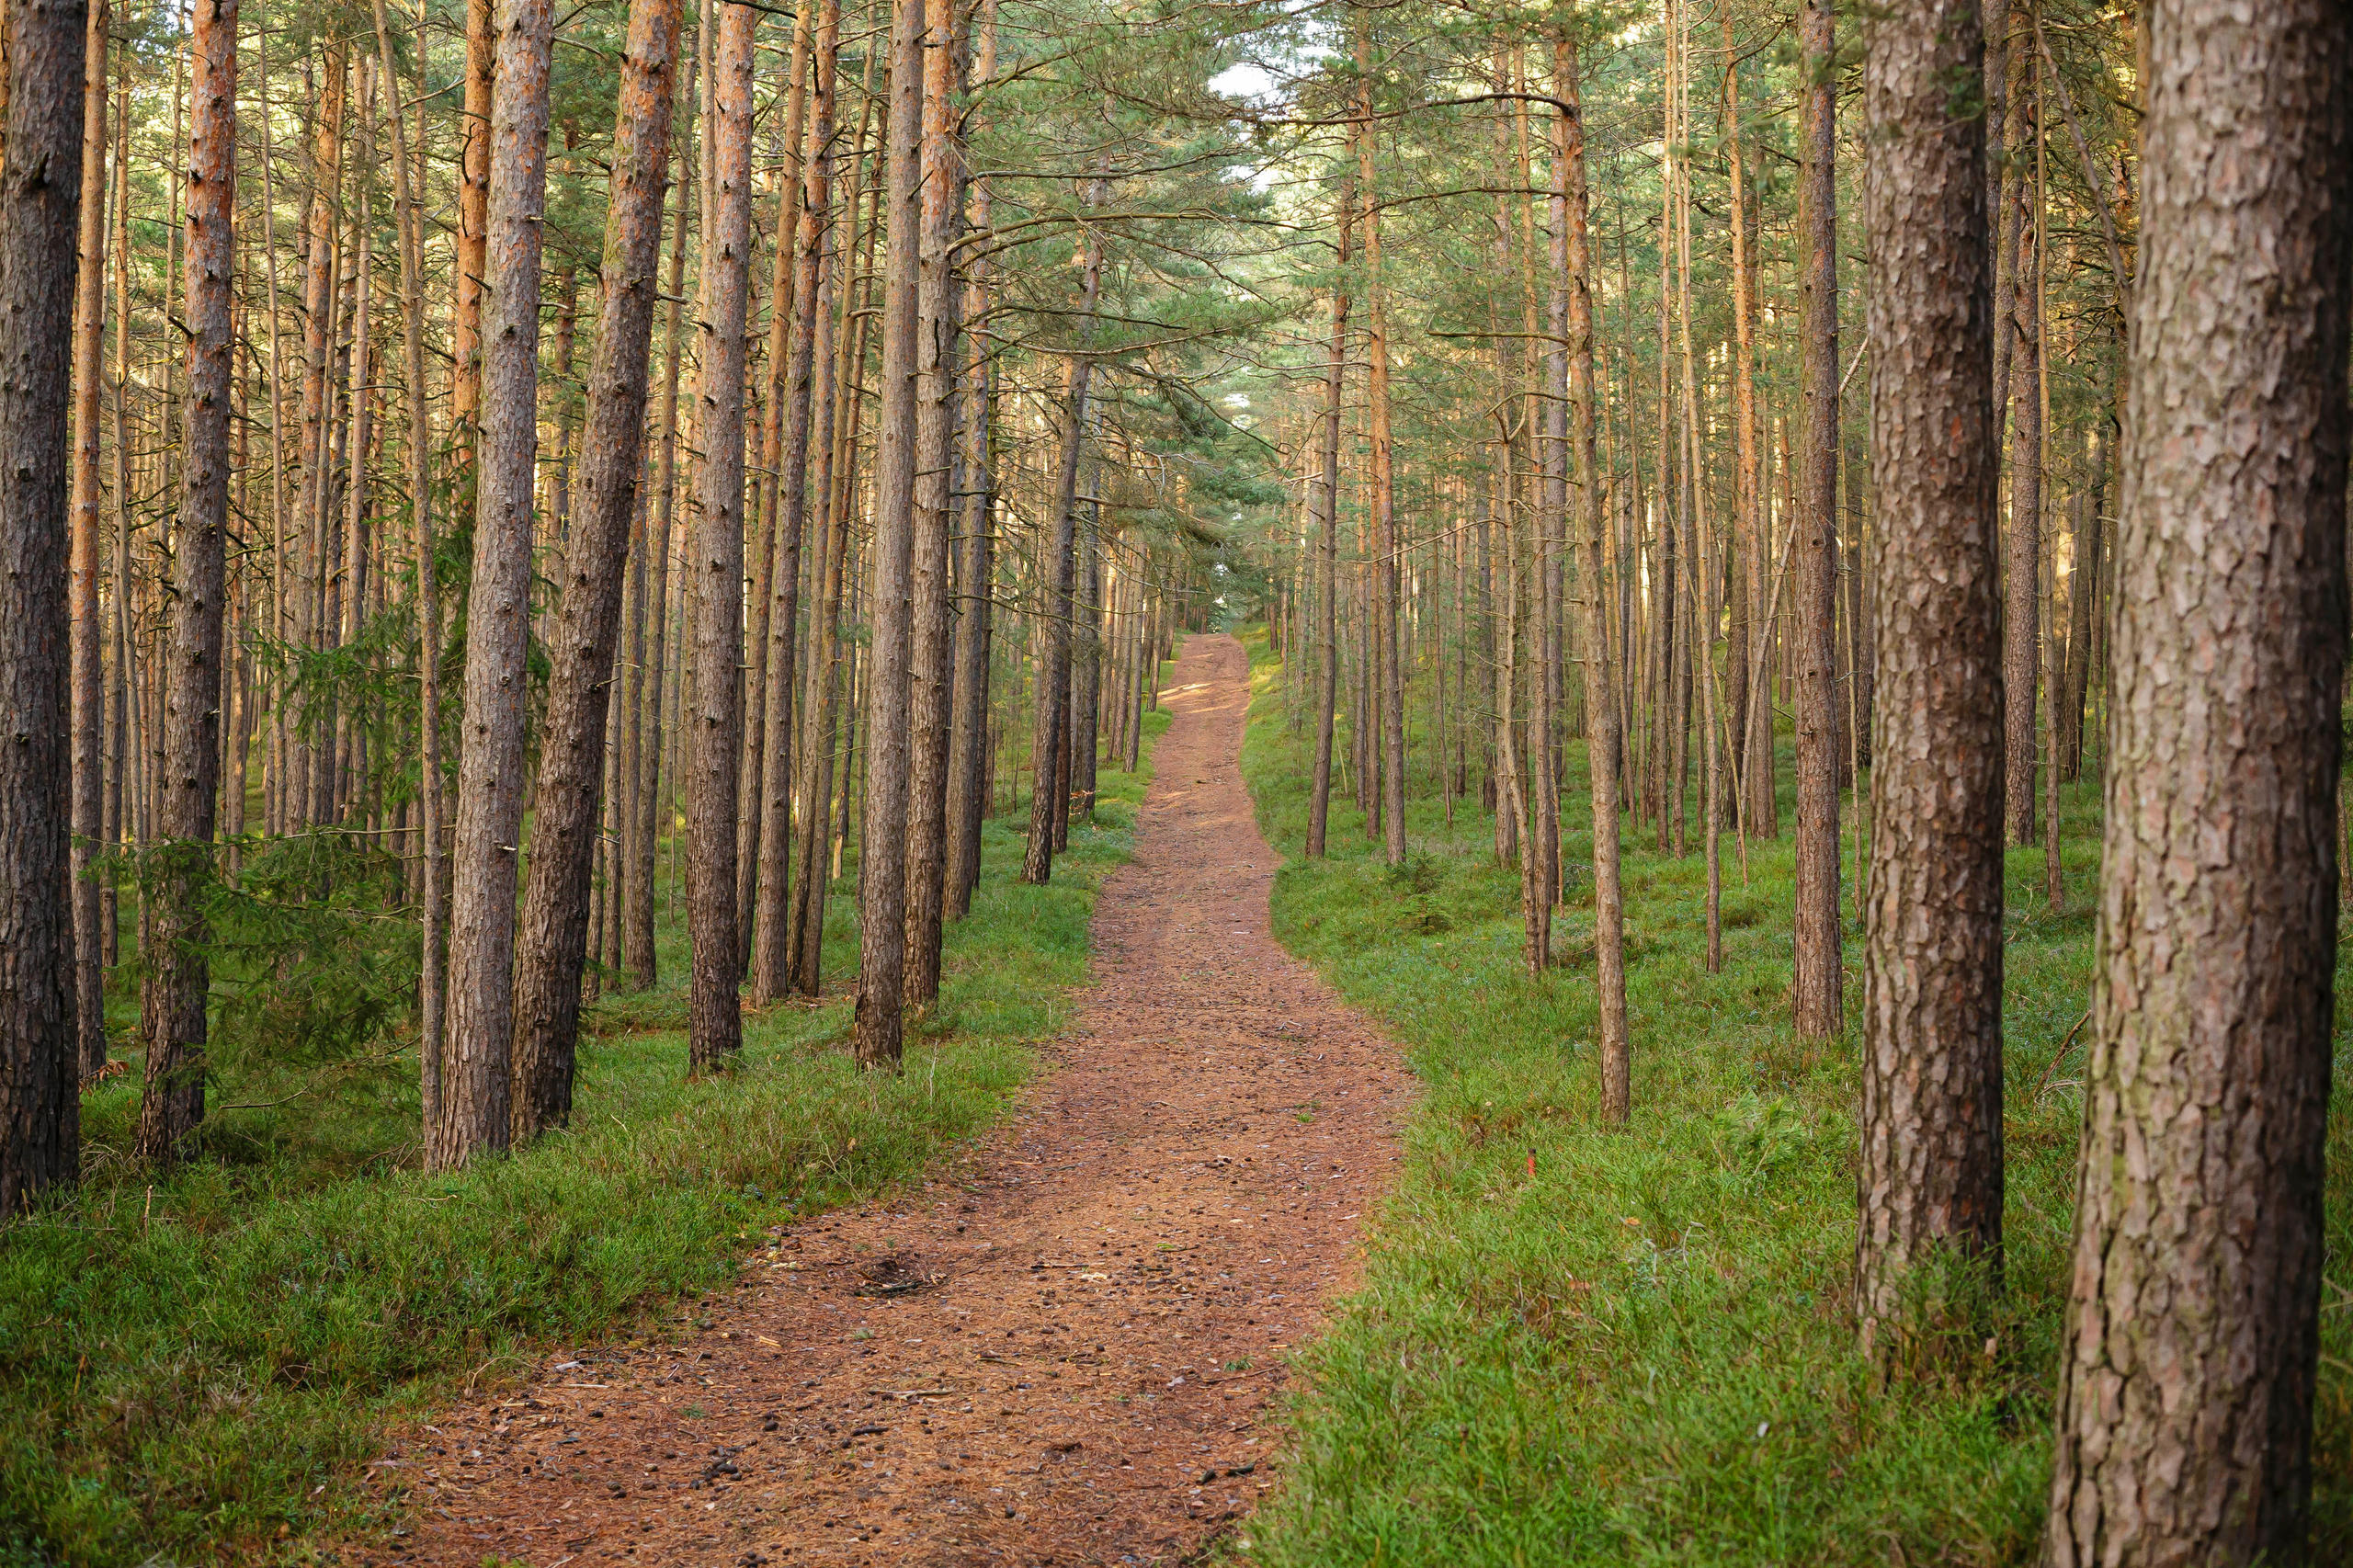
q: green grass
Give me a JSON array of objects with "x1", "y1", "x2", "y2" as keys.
[
  {"x1": 1232, "y1": 629, "x2": 2352, "y2": 1566},
  {"x1": 0, "y1": 700, "x2": 1169, "y2": 1567}
]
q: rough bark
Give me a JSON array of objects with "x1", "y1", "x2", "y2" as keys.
[
  {"x1": 903, "y1": 0, "x2": 968, "y2": 1007},
  {"x1": 508, "y1": 0, "x2": 680, "y2": 1138},
  {"x1": 687, "y1": 0, "x2": 756, "y2": 1073},
  {"x1": 66, "y1": 0, "x2": 108, "y2": 1082},
  {"x1": 850, "y1": 0, "x2": 925, "y2": 1070},
  {"x1": 450, "y1": 0, "x2": 493, "y2": 447},
  {"x1": 1854, "y1": 0, "x2": 2006, "y2": 1357},
  {"x1": 2043, "y1": 4, "x2": 2350, "y2": 1558},
  {"x1": 434, "y1": 0, "x2": 557, "y2": 1169},
  {"x1": 1722, "y1": 12, "x2": 1771, "y2": 836},
  {"x1": 138, "y1": 0, "x2": 236, "y2": 1163},
  {"x1": 1791, "y1": 0, "x2": 1842, "y2": 1040},
  {"x1": 0, "y1": 0, "x2": 87, "y2": 1211}
]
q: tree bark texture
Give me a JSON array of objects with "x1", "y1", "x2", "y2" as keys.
[
  {"x1": 687, "y1": 0, "x2": 756, "y2": 1073},
  {"x1": 0, "y1": 0, "x2": 87, "y2": 1211},
  {"x1": 435, "y1": 0, "x2": 556, "y2": 1169},
  {"x1": 508, "y1": 0, "x2": 680, "y2": 1138},
  {"x1": 1791, "y1": 0, "x2": 1842, "y2": 1040},
  {"x1": 850, "y1": 0, "x2": 924, "y2": 1070},
  {"x1": 137, "y1": 0, "x2": 235, "y2": 1163},
  {"x1": 904, "y1": 0, "x2": 968, "y2": 1007},
  {"x1": 2043, "y1": 5, "x2": 2351, "y2": 1559},
  {"x1": 1854, "y1": 0, "x2": 2007, "y2": 1356}
]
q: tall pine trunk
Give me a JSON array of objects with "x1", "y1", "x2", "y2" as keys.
[
  {"x1": 686, "y1": 0, "x2": 756, "y2": 1073},
  {"x1": 508, "y1": 0, "x2": 682, "y2": 1136},
  {"x1": 0, "y1": 0, "x2": 88, "y2": 1211},
  {"x1": 1556, "y1": 24, "x2": 1627, "y2": 1122},
  {"x1": 2043, "y1": 5, "x2": 2350, "y2": 1555},
  {"x1": 1305, "y1": 174, "x2": 1351, "y2": 860},
  {"x1": 67, "y1": 0, "x2": 109, "y2": 1081},
  {"x1": 1791, "y1": 0, "x2": 1842, "y2": 1040},
  {"x1": 138, "y1": 0, "x2": 236, "y2": 1162},
  {"x1": 850, "y1": 0, "x2": 926, "y2": 1069},
  {"x1": 435, "y1": 0, "x2": 558, "y2": 1168},
  {"x1": 1853, "y1": 0, "x2": 2006, "y2": 1358}
]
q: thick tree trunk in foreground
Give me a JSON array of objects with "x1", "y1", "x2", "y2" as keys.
[
  {"x1": 508, "y1": 0, "x2": 680, "y2": 1138},
  {"x1": 2043, "y1": 5, "x2": 2351, "y2": 1559},
  {"x1": 67, "y1": 0, "x2": 108, "y2": 1082},
  {"x1": 0, "y1": 0, "x2": 88, "y2": 1211},
  {"x1": 139, "y1": 0, "x2": 237, "y2": 1162},
  {"x1": 435, "y1": 0, "x2": 557, "y2": 1169},
  {"x1": 687, "y1": 0, "x2": 756, "y2": 1073},
  {"x1": 1791, "y1": 0, "x2": 1841, "y2": 1040},
  {"x1": 851, "y1": 0, "x2": 924, "y2": 1070},
  {"x1": 1854, "y1": 0, "x2": 2006, "y2": 1359}
]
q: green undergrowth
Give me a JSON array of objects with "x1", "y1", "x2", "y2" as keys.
[
  {"x1": 1231, "y1": 628, "x2": 2351, "y2": 1566},
  {"x1": 0, "y1": 700, "x2": 1169, "y2": 1567}
]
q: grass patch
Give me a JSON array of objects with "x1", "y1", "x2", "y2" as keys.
[
  {"x1": 0, "y1": 701, "x2": 1169, "y2": 1567},
  {"x1": 1233, "y1": 630, "x2": 2351, "y2": 1566}
]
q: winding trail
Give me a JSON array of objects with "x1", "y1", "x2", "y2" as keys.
[{"x1": 376, "y1": 633, "x2": 1411, "y2": 1567}]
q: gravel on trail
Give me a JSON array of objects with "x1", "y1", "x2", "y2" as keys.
[{"x1": 370, "y1": 632, "x2": 1412, "y2": 1567}]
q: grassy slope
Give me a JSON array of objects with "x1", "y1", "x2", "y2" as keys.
[
  {"x1": 1232, "y1": 631, "x2": 2350, "y2": 1566},
  {"x1": 0, "y1": 704, "x2": 1168, "y2": 1567}
]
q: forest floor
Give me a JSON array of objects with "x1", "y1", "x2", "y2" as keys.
[{"x1": 369, "y1": 634, "x2": 1415, "y2": 1568}]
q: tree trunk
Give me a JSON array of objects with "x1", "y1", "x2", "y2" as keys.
[
  {"x1": 942, "y1": 0, "x2": 998, "y2": 919},
  {"x1": 508, "y1": 0, "x2": 681, "y2": 1138},
  {"x1": 1306, "y1": 174, "x2": 1351, "y2": 860},
  {"x1": 687, "y1": 0, "x2": 756, "y2": 1074},
  {"x1": 370, "y1": 0, "x2": 443, "y2": 1131},
  {"x1": 434, "y1": 0, "x2": 558, "y2": 1169},
  {"x1": 1722, "y1": 12, "x2": 1770, "y2": 837},
  {"x1": 2043, "y1": 5, "x2": 2350, "y2": 1557},
  {"x1": 1853, "y1": 0, "x2": 2006, "y2": 1358},
  {"x1": 903, "y1": 0, "x2": 969, "y2": 1007},
  {"x1": 1556, "y1": 27, "x2": 1627, "y2": 1122},
  {"x1": 752, "y1": 0, "x2": 839, "y2": 997},
  {"x1": 1355, "y1": 23, "x2": 1404, "y2": 869},
  {"x1": 67, "y1": 0, "x2": 108, "y2": 1082},
  {"x1": 290, "y1": 49, "x2": 347, "y2": 832},
  {"x1": 2003, "y1": 61, "x2": 2042, "y2": 848},
  {"x1": 450, "y1": 0, "x2": 493, "y2": 449},
  {"x1": 849, "y1": 0, "x2": 925, "y2": 1070},
  {"x1": 629, "y1": 43, "x2": 698, "y2": 994},
  {"x1": 1018, "y1": 174, "x2": 1104, "y2": 888},
  {"x1": 137, "y1": 0, "x2": 236, "y2": 1163},
  {"x1": 0, "y1": 0, "x2": 88, "y2": 1211},
  {"x1": 1791, "y1": 0, "x2": 1842, "y2": 1040}
]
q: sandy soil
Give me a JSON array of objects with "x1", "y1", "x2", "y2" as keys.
[{"x1": 368, "y1": 632, "x2": 1411, "y2": 1567}]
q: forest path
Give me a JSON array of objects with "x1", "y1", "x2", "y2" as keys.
[{"x1": 376, "y1": 633, "x2": 1413, "y2": 1568}]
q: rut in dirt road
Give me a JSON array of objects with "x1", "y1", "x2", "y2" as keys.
[{"x1": 374, "y1": 633, "x2": 1413, "y2": 1567}]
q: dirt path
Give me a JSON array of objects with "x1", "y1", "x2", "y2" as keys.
[{"x1": 372, "y1": 633, "x2": 1411, "y2": 1567}]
